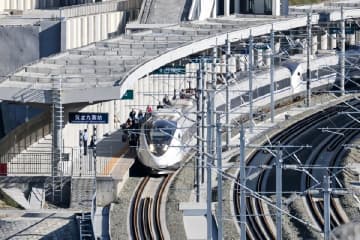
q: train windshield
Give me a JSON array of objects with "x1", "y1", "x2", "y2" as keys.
[{"x1": 145, "y1": 120, "x2": 177, "y2": 145}]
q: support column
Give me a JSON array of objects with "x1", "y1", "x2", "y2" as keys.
[
  {"x1": 206, "y1": 46, "x2": 217, "y2": 240},
  {"x1": 225, "y1": 37, "x2": 231, "y2": 147},
  {"x1": 224, "y1": 0, "x2": 230, "y2": 16},
  {"x1": 201, "y1": 60, "x2": 206, "y2": 184},
  {"x1": 323, "y1": 175, "x2": 331, "y2": 240},
  {"x1": 306, "y1": 13, "x2": 312, "y2": 107},
  {"x1": 212, "y1": 0, "x2": 217, "y2": 18},
  {"x1": 248, "y1": 33, "x2": 254, "y2": 133},
  {"x1": 240, "y1": 124, "x2": 246, "y2": 240},
  {"x1": 195, "y1": 64, "x2": 202, "y2": 202},
  {"x1": 216, "y1": 113, "x2": 223, "y2": 240},
  {"x1": 330, "y1": 33, "x2": 337, "y2": 50},
  {"x1": 320, "y1": 31, "x2": 328, "y2": 50},
  {"x1": 270, "y1": 27, "x2": 275, "y2": 123},
  {"x1": 276, "y1": 149, "x2": 283, "y2": 240},
  {"x1": 340, "y1": 6, "x2": 345, "y2": 96},
  {"x1": 92, "y1": 125, "x2": 97, "y2": 207}
]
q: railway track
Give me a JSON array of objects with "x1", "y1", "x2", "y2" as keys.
[
  {"x1": 130, "y1": 174, "x2": 172, "y2": 240},
  {"x1": 234, "y1": 99, "x2": 360, "y2": 239},
  {"x1": 304, "y1": 120, "x2": 357, "y2": 231}
]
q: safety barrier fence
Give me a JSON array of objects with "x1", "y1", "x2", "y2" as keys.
[{"x1": 0, "y1": 148, "x2": 114, "y2": 177}]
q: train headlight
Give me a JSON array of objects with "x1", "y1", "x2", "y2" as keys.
[
  {"x1": 163, "y1": 145, "x2": 168, "y2": 151},
  {"x1": 149, "y1": 144, "x2": 155, "y2": 153}
]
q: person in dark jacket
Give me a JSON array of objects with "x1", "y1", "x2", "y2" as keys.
[{"x1": 129, "y1": 108, "x2": 136, "y2": 121}]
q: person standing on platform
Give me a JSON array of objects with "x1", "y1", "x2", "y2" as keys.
[
  {"x1": 145, "y1": 105, "x2": 152, "y2": 120},
  {"x1": 163, "y1": 94, "x2": 171, "y2": 106},
  {"x1": 129, "y1": 108, "x2": 136, "y2": 121},
  {"x1": 138, "y1": 110, "x2": 144, "y2": 124},
  {"x1": 83, "y1": 129, "x2": 88, "y2": 156}
]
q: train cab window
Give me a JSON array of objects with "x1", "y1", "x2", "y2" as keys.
[{"x1": 144, "y1": 120, "x2": 177, "y2": 145}]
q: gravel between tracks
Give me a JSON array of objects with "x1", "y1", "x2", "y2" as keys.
[
  {"x1": 110, "y1": 177, "x2": 141, "y2": 240},
  {"x1": 166, "y1": 160, "x2": 194, "y2": 239},
  {"x1": 340, "y1": 137, "x2": 360, "y2": 221}
]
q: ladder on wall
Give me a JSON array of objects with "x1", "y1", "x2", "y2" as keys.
[{"x1": 47, "y1": 76, "x2": 64, "y2": 205}]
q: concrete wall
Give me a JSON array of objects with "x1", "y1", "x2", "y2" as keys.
[
  {"x1": 0, "y1": 21, "x2": 60, "y2": 79},
  {"x1": 0, "y1": 0, "x2": 95, "y2": 11},
  {"x1": 0, "y1": 25, "x2": 39, "y2": 78},
  {"x1": 63, "y1": 11, "x2": 126, "y2": 50}
]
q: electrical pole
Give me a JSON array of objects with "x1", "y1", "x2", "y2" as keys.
[
  {"x1": 206, "y1": 45, "x2": 217, "y2": 240},
  {"x1": 240, "y1": 124, "x2": 247, "y2": 240},
  {"x1": 276, "y1": 148, "x2": 283, "y2": 240},
  {"x1": 195, "y1": 63, "x2": 201, "y2": 202},
  {"x1": 225, "y1": 36, "x2": 231, "y2": 148},
  {"x1": 201, "y1": 59, "x2": 206, "y2": 184},
  {"x1": 93, "y1": 125, "x2": 97, "y2": 207},
  {"x1": 216, "y1": 113, "x2": 223, "y2": 240},
  {"x1": 79, "y1": 130, "x2": 83, "y2": 177},
  {"x1": 270, "y1": 26, "x2": 275, "y2": 123},
  {"x1": 249, "y1": 33, "x2": 254, "y2": 133},
  {"x1": 340, "y1": 6, "x2": 346, "y2": 96},
  {"x1": 306, "y1": 12, "x2": 312, "y2": 107},
  {"x1": 323, "y1": 175, "x2": 331, "y2": 240}
]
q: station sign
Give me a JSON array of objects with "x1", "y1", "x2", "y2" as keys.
[{"x1": 69, "y1": 112, "x2": 108, "y2": 124}]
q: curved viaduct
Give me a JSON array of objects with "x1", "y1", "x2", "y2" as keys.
[{"x1": 2, "y1": 7, "x2": 359, "y2": 105}]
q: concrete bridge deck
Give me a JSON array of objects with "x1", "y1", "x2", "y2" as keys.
[
  {"x1": 1, "y1": 3, "x2": 360, "y2": 105},
  {"x1": 0, "y1": 15, "x2": 318, "y2": 104}
]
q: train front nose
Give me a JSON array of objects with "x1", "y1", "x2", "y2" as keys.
[{"x1": 149, "y1": 143, "x2": 169, "y2": 156}]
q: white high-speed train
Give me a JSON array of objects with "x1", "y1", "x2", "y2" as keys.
[
  {"x1": 137, "y1": 99, "x2": 196, "y2": 173},
  {"x1": 137, "y1": 53, "x2": 339, "y2": 173}
]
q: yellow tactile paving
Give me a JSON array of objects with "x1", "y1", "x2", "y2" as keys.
[{"x1": 100, "y1": 147, "x2": 128, "y2": 176}]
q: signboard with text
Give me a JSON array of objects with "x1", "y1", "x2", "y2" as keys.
[{"x1": 69, "y1": 112, "x2": 108, "y2": 124}]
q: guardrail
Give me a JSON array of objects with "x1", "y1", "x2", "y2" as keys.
[
  {"x1": 1, "y1": 152, "x2": 52, "y2": 175},
  {"x1": 0, "y1": 146, "x2": 115, "y2": 177}
]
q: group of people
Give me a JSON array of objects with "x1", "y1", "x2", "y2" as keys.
[{"x1": 121, "y1": 105, "x2": 153, "y2": 146}]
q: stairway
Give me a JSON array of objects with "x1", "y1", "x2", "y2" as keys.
[
  {"x1": 70, "y1": 177, "x2": 94, "y2": 210},
  {"x1": 145, "y1": 0, "x2": 188, "y2": 24},
  {"x1": 7, "y1": 135, "x2": 53, "y2": 175}
]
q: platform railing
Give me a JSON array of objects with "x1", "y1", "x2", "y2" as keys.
[
  {"x1": 1, "y1": 152, "x2": 52, "y2": 175},
  {"x1": 0, "y1": 146, "x2": 115, "y2": 177}
]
